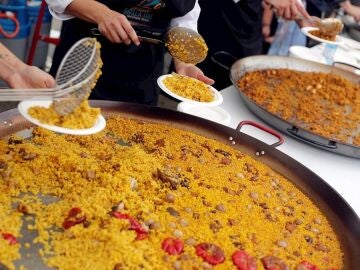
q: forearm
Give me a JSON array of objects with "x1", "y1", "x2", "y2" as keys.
[
  {"x1": 65, "y1": 0, "x2": 113, "y2": 24},
  {"x1": 340, "y1": 0, "x2": 351, "y2": 11},
  {"x1": 340, "y1": 0, "x2": 358, "y2": 14},
  {"x1": 262, "y1": 5, "x2": 273, "y2": 26},
  {"x1": 0, "y1": 43, "x2": 26, "y2": 84}
]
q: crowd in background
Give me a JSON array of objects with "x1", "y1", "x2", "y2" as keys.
[{"x1": 0, "y1": 0, "x2": 359, "y2": 98}]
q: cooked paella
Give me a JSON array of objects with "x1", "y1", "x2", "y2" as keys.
[
  {"x1": 28, "y1": 100, "x2": 100, "y2": 129},
  {"x1": 238, "y1": 69, "x2": 360, "y2": 146},
  {"x1": 0, "y1": 116, "x2": 342, "y2": 269},
  {"x1": 163, "y1": 73, "x2": 215, "y2": 103}
]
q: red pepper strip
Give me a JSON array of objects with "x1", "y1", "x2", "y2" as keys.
[
  {"x1": 62, "y1": 207, "x2": 86, "y2": 229},
  {"x1": 296, "y1": 261, "x2": 319, "y2": 270},
  {"x1": 232, "y1": 250, "x2": 257, "y2": 270},
  {"x1": 2, "y1": 233, "x2": 17, "y2": 245},
  {"x1": 68, "y1": 207, "x2": 82, "y2": 217},
  {"x1": 162, "y1": 238, "x2": 184, "y2": 255},
  {"x1": 112, "y1": 211, "x2": 148, "y2": 240},
  {"x1": 136, "y1": 232, "x2": 148, "y2": 241},
  {"x1": 195, "y1": 243, "x2": 225, "y2": 265}
]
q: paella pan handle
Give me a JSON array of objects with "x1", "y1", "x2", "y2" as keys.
[
  {"x1": 287, "y1": 126, "x2": 338, "y2": 149},
  {"x1": 211, "y1": 51, "x2": 237, "y2": 71},
  {"x1": 236, "y1": 120, "x2": 285, "y2": 148},
  {"x1": 332, "y1": 62, "x2": 360, "y2": 73}
]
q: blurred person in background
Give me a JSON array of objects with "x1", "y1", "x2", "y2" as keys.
[
  {"x1": 263, "y1": 0, "x2": 360, "y2": 55},
  {"x1": 45, "y1": 0, "x2": 214, "y2": 106},
  {"x1": 196, "y1": 0, "x2": 310, "y2": 90},
  {"x1": 263, "y1": 0, "x2": 308, "y2": 56},
  {"x1": 0, "y1": 43, "x2": 55, "y2": 88},
  {"x1": 307, "y1": 0, "x2": 360, "y2": 20}
]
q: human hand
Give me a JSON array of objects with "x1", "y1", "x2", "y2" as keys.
[
  {"x1": 262, "y1": 24, "x2": 271, "y2": 38},
  {"x1": 264, "y1": 0, "x2": 310, "y2": 20},
  {"x1": 296, "y1": 16, "x2": 321, "y2": 27},
  {"x1": 343, "y1": 1, "x2": 360, "y2": 22},
  {"x1": 97, "y1": 9, "x2": 140, "y2": 45},
  {"x1": 6, "y1": 65, "x2": 55, "y2": 89},
  {"x1": 262, "y1": 25, "x2": 274, "y2": 43},
  {"x1": 174, "y1": 60, "x2": 214, "y2": 85}
]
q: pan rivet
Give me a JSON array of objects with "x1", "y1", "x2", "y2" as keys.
[
  {"x1": 3, "y1": 120, "x2": 8, "y2": 125},
  {"x1": 261, "y1": 151, "x2": 265, "y2": 155},
  {"x1": 8, "y1": 122, "x2": 13, "y2": 126},
  {"x1": 231, "y1": 141, "x2": 236, "y2": 145},
  {"x1": 256, "y1": 152, "x2": 260, "y2": 156},
  {"x1": 229, "y1": 137, "x2": 233, "y2": 141}
]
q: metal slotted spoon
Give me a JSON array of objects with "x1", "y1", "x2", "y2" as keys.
[
  {"x1": 90, "y1": 26, "x2": 208, "y2": 64},
  {"x1": 165, "y1": 27, "x2": 208, "y2": 64},
  {"x1": 0, "y1": 37, "x2": 101, "y2": 115}
]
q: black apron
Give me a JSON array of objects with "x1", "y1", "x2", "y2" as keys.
[
  {"x1": 197, "y1": 0, "x2": 263, "y2": 90},
  {"x1": 50, "y1": 0, "x2": 196, "y2": 105}
]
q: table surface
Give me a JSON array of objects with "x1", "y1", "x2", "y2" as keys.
[
  {"x1": 306, "y1": 36, "x2": 360, "y2": 71},
  {"x1": 215, "y1": 86, "x2": 360, "y2": 217}
]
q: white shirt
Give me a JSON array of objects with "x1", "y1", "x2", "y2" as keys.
[{"x1": 45, "y1": 0, "x2": 201, "y2": 32}]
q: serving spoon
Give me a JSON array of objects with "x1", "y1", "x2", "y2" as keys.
[{"x1": 90, "y1": 26, "x2": 208, "y2": 65}]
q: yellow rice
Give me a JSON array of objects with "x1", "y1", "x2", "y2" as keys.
[
  {"x1": 0, "y1": 116, "x2": 343, "y2": 269},
  {"x1": 163, "y1": 73, "x2": 215, "y2": 103}
]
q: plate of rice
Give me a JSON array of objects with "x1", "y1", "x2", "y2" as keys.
[
  {"x1": 18, "y1": 99, "x2": 106, "y2": 135},
  {"x1": 157, "y1": 73, "x2": 223, "y2": 106},
  {"x1": 301, "y1": 27, "x2": 342, "y2": 45}
]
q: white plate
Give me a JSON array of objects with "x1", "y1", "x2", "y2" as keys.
[
  {"x1": 157, "y1": 74, "x2": 223, "y2": 106},
  {"x1": 177, "y1": 102, "x2": 231, "y2": 126},
  {"x1": 301, "y1": 27, "x2": 342, "y2": 45},
  {"x1": 18, "y1": 100, "x2": 106, "y2": 135}
]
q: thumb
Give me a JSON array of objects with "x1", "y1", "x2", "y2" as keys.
[
  {"x1": 197, "y1": 73, "x2": 215, "y2": 85},
  {"x1": 44, "y1": 75, "x2": 56, "y2": 88}
]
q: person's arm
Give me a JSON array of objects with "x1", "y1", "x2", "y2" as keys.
[
  {"x1": 263, "y1": 0, "x2": 310, "y2": 20},
  {"x1": 45, "y1": 0, "x2": 74, "y2": 20},
  {"x1": 262, "y1": 4, "x2": 274, "y2": 43},
  {"x1": 45, "y1": 0, "x2": 140, "y2": 45},
  {"x1": 340, "y1": 0, "x2": 360, "y2": 21},
  {"x1": 0, "y1": 43, "x2": 55, "y2": 88}
]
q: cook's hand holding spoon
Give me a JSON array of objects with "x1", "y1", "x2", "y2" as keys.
[
  {"x1": 96, "y1": 10, "x2": 140, "y2": 46},
  {"x1": 66, "y1": 0, "x2": 140, "y2": 45}
]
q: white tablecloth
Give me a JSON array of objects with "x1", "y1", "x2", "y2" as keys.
[
  {"x1": 215, "y1": 86, "x2": 360, "y2": 217},
  {"x1": 290, "y1": 35, "x2": 360, "y2": 70}
]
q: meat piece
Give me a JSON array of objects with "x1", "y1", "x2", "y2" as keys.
[
  {"x1": 261, "y1": 256, "x2": 289, "y2": 270},
  {"x1": 195, "y1": 243, "x2": 225, "y2": 265}
]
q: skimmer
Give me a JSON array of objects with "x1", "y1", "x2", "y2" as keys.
[
  {"x1": 90, "y1": 26, "x2": 208, "y2": 65},
  {"x1": 0, "y1": 37, "x2": 102, "y2": 115}
]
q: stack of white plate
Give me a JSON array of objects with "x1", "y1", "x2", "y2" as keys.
[{"x1": 177, "y1": 102, "x2": 231, "y2": 126}]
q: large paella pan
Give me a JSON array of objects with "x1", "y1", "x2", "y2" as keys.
[
  {"x1": 230, "y1": 55, "x2": 360, "y2": 158},
  {"x1": 0, "y1": 101, "x2": 359, "y2": 269}
]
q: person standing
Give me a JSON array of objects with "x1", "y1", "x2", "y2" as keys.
[
  {"x1": 307, "y1": 0, "x2": 360, "y2": 20},
  {"x1": 197, "y1": 0, "x2": 310, "y2": 89},
  {"x1": 46, "y1": 0, "x2": 213, "y2": 105}
]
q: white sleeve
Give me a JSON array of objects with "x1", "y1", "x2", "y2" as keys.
[
  {"x1": 170, "y1": 0, "x2": 200, "y2": 32},
  {"x1": 45, "y1": 0, "x2": 75, "y2": 20}
]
